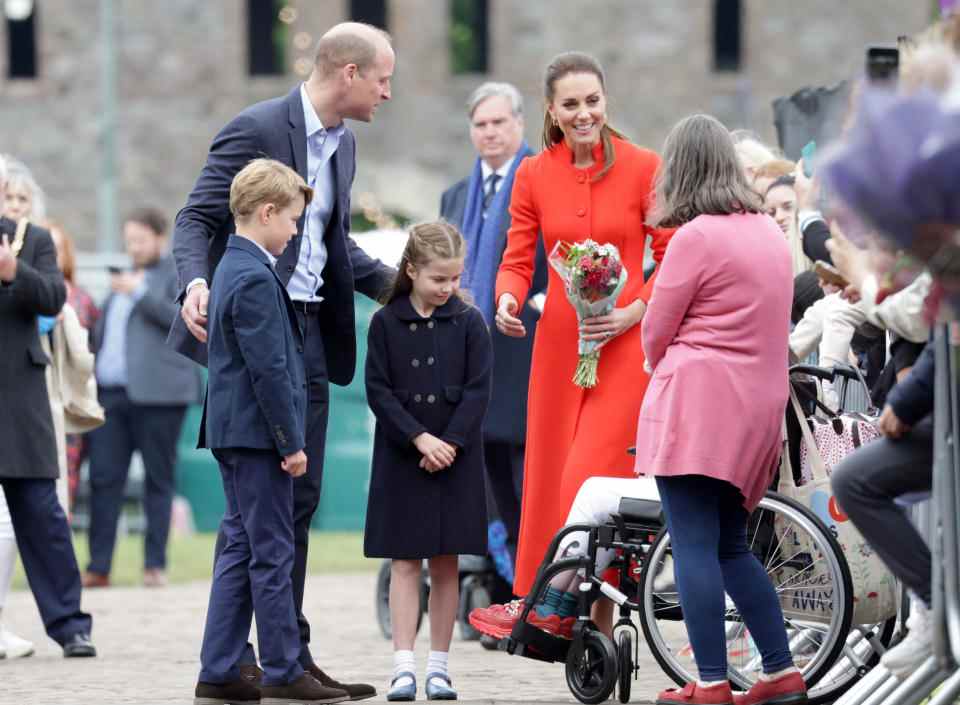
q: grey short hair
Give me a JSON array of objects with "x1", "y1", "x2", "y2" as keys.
[
  {"x1": 466, "y1": 82, "x2": 523, "y2": 119},
  {"x1": 0, "y1": 154, "x2": 6, "y2": 188},
  {"x1": 3, "y1": 156, "x2": 47, "y2": 221}
]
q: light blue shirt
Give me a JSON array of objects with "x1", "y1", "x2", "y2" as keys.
[
  {"x1": 95, "y1": 283, "x2": 147, "y2": 387},
  {"x1": 286, "y1": 83, "x2": 345, "y2": 302}
]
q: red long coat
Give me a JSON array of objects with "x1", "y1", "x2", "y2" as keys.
[{"x1": 496, "y1": 137, "x2": 675, "y2": 595}]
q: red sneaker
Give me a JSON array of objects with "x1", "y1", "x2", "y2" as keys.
[
  {"x1": 733, "y1": 672, "x2": 807, "y2": 705},
  {"x1": 527, "y1": 612, "x2": 576, "y2": 639},
  {"x1": 657, "y1": 682, "x2": 734, "y2": 705},
  {"x1": 468, "y1": 600, "x2": 525, "y2": 639}
]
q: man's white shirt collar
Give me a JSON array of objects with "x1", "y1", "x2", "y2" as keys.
[
  {"x1": 480, "y1": 154, "x2": 516, "y2": 183},
  {"x1": 300, "y1": 83, "x2": 344, "y2": 139}
]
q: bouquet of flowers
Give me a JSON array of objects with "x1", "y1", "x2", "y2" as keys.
[{"x1": 549, "y1": 239, "x2": 628, "y2": 388}]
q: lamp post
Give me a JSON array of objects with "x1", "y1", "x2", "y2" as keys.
[{"x1": 98, "y1": 0, "x2": 118, "y2": 252}]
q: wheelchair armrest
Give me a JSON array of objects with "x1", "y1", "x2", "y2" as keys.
[{"x1": 617, "y1": 497, "x2": 662, "y2": 523}]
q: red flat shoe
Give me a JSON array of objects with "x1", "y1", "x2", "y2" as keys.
[
  {"x1": 733, "y1": 672, "x2": 807, "y2": 705},
  {"x1": 657, "y1": 681, "x2": 734, "y2": 705}
]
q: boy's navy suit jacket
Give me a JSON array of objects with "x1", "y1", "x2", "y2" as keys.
[{"x1": 203, "y1": 234, "x2": 307, "y2": 456}]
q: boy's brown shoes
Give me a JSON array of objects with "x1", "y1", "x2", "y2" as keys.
[{"x1": 194, "y1": 677, "x2": 260, "y2": 704}]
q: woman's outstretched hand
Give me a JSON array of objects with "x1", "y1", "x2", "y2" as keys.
[{"x1": 495, "y1": 293, "x2": 527, "y2": 338}]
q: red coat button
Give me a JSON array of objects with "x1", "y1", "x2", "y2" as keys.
[
  {"x1": 576, "y1": 208, "x2": 586, "y2": 217},
  {"x1": 576, "y1": 173, "x2": 586, "y2": 184}
]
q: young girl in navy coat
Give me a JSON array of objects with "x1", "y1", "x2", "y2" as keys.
[{"x1": 364, "y1": 221, "x2": 492, "y2": 701}]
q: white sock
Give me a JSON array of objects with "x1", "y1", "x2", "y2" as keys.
[
  {"x1": 759, "y1": 666, "x2": 798, "y2": 682},
  {"x1": 698, "y1": 679, "x2": 728, "y2": 688},
  {"x1": 392, "y1": 650, "x2": 415, "y2": 687},
  {"x1": 0, "y1": 537, "x2": 17, "y2": 610},
  {"x1": 427, "y1": 650, "x2": 449, "y2": 681}
]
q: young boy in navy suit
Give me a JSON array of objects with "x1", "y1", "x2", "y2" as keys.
[{"x1": 195, "y1": 159, "x2": 345, "y2": 705}]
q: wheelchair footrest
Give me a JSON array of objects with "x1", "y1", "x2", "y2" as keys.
[{"x1": 506, "y1": 619, "x2": 571, "y2": 663}]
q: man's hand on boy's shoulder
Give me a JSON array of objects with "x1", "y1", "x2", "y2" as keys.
[{"x1": 282, "y1": 449, "x2": 307, "y2": 477}]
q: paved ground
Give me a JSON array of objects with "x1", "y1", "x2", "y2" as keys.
[{"x1": 1, "y1": 572, "x2": 674, "y2": 704}]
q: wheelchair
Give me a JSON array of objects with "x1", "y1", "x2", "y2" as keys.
[{"x1": 503, "y1": 365, "x2": 897, "y2": 704}]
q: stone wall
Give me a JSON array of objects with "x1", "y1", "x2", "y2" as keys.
[{"x1": 0, "y1": 0, "x2": 932, "y2": 251}]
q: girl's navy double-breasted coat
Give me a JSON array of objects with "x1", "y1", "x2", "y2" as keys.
[{"x1": 363, "y1": 295, "x2": 492, "y2": 559}]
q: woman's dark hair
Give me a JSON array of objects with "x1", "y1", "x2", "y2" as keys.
[
  {"x1": 765, "y1": 174, "x2": 797, "y2": 198},
  {"x1": 648, "y1": 114, "x2": 764, "y2": 228},
  {"x1": 385, "y1": 220, "x2": 472, "y2": 305},
  {"x1": 541, "y1": 51, "x2": 627, "y2": 182}
]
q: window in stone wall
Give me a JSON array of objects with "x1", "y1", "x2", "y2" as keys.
[
  {"x1": 248, "y1": 0, "x2": 289, "y2": 76},
  {"x1": 5, "y1": 0, "x2": 38, "y2": 79},
  {"x1": 350, "y1": 0, "x2": 388, "y2": 30},
  {"x1": 450, "y1": 0, "x2": 488, "y2": 74},
  {"x1": 713, "y1": 0, "x2": 742, "y2": 72}
]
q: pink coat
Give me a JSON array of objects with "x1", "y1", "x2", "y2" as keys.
[{"x1": 634, "y1": 213, "x2": 793, "y2": 511}]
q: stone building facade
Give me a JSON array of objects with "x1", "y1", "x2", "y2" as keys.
[{"x1": 0, "y1": 0, "x2": 932, "y2": 251}]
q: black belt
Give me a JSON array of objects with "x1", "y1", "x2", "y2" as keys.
[{"x1": 291, "y1": 300, "x2": 322, "y2": 315}]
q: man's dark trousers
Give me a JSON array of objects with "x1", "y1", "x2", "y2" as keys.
[
  {"x1": 87, "y1": 387, "x2": 187, "y2": 575},
  {"x1": 1, "y1": 479, "x2": 92, "y2": 644},
  {"x1": 483, "y1": 442, "x2": 523, "y2": 563},
  {"x1": 218, "y1": 305, "x2": 328, "y2": 669},
  {"x1": 200, "y1": 448, "x2": 302, "y2": 687},
  {"x1": 831, "y1": 416, "x2": 934, "y2": 606}
]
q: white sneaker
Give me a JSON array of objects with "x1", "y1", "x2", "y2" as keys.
[
  {"x1": 0, "y1": 626, "x2": 34, "y2": 659},
  {"x1": 881, "y1": 600, "x2": 932, "y2": 678}
]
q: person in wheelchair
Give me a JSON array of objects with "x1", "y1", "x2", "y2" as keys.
[{"x1": 472, "y1": 115, "x2": 807, "y2": 705}]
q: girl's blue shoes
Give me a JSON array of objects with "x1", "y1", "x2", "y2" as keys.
[
  {"x1": 387, "y1": 673, "x2": 417, "y2": 702},
  {"x1": 425, "y1": 673, "x2": 458, "y2": 700}
]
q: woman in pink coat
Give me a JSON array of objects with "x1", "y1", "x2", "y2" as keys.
[{"x1": 639, "y1": 114, "x2": 801, "y2": 705}]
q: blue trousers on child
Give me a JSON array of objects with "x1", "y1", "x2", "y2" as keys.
[
  {"x1": 199, "y1": 448, "x2": 303, "y2": 687},
  {"x1": 656, "y1": 474, "x2": 794, "y2": 682}
]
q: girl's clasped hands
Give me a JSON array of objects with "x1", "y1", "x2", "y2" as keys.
[{"x1": 413, "y1": 432, "x2": 457, "y2": 473}]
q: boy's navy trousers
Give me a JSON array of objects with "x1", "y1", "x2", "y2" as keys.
[{"x1": 199, "y1": 448, "x2": 303, "y2": 687}]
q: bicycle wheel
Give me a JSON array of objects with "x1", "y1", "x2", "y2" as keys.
[
  {"x1": 638, "y1": 492, "x2": 854, "y2": 693},
  {"x1": 801, "y1": 617, "x2": 896, "y2": 705}
]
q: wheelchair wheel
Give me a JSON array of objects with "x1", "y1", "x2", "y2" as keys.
[
  {"x1": 565, "y1": 629, "x2": 618, "y2": 704},
  {"x1": 638, "y1": 492, "x2": 854, "y2": 697},
  {"x1": 375, "y1": 560, "x2": 426, "y2": 640},
  {"x1": 798, "y1": 617, "x2": 896, "y2": 704},
  {"x1": 617, "y1": 630, "x2": 633, "y2": 703},
  {"x1": 457, "y1": 575, "x2": 491, "y2": 641}
]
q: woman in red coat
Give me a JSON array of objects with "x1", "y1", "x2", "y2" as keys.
[{"x1": 490, "y1": 51, "x2": 674, "y2": 602}]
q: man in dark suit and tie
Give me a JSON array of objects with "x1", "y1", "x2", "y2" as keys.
[
  {"x1": 170, "y1": 22, "x2": 394, "y2": 697},
  {"x1": 85, "y1": 207, "x2": 202, "y2": 589},
  {"x1": 0, "y1": 155, "x2": 95, "y2": 658},
  {"x1": 440, "y1": 82, "x2": 546, "y2": 598}
]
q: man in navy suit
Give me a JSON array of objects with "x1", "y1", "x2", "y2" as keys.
[
  {"x1": 439, "y1": 83, "x2": 546, "y2": 596},
  {"x1": 170, "y1": 22, "x2": 394, "y2": 697}
]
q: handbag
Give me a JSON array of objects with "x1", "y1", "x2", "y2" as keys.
[{"x1": 776, "y1": 384, "x2": 898, "y2": 625}]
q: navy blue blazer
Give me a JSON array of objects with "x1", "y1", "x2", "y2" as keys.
[
  {"x1": 204, "y1": 235, "x2": 307, "y2": 457},
  {"x1": 169, "y1": 85, "x2": 394, "y2": 383}
]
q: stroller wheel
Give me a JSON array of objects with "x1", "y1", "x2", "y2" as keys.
[
  {"x1": 566, "y1": 629, "x2": 617, "y2": 704},
  {"x1": 617, "y1": 631, "x2": 633, "y2": 703},
  {"x1": 457, "y1": 575, "x2": 491, "y2": 641},
  {"x1": 480, "y1": 633, "x2": 503, "y2": 651},
  {"x1": 376, "y1": 560, "x2": 426, "y2": 640}
]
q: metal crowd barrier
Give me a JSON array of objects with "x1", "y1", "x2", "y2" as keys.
[{"x1": 833, "y1": 323, "x2": 960, "y2": 705}]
